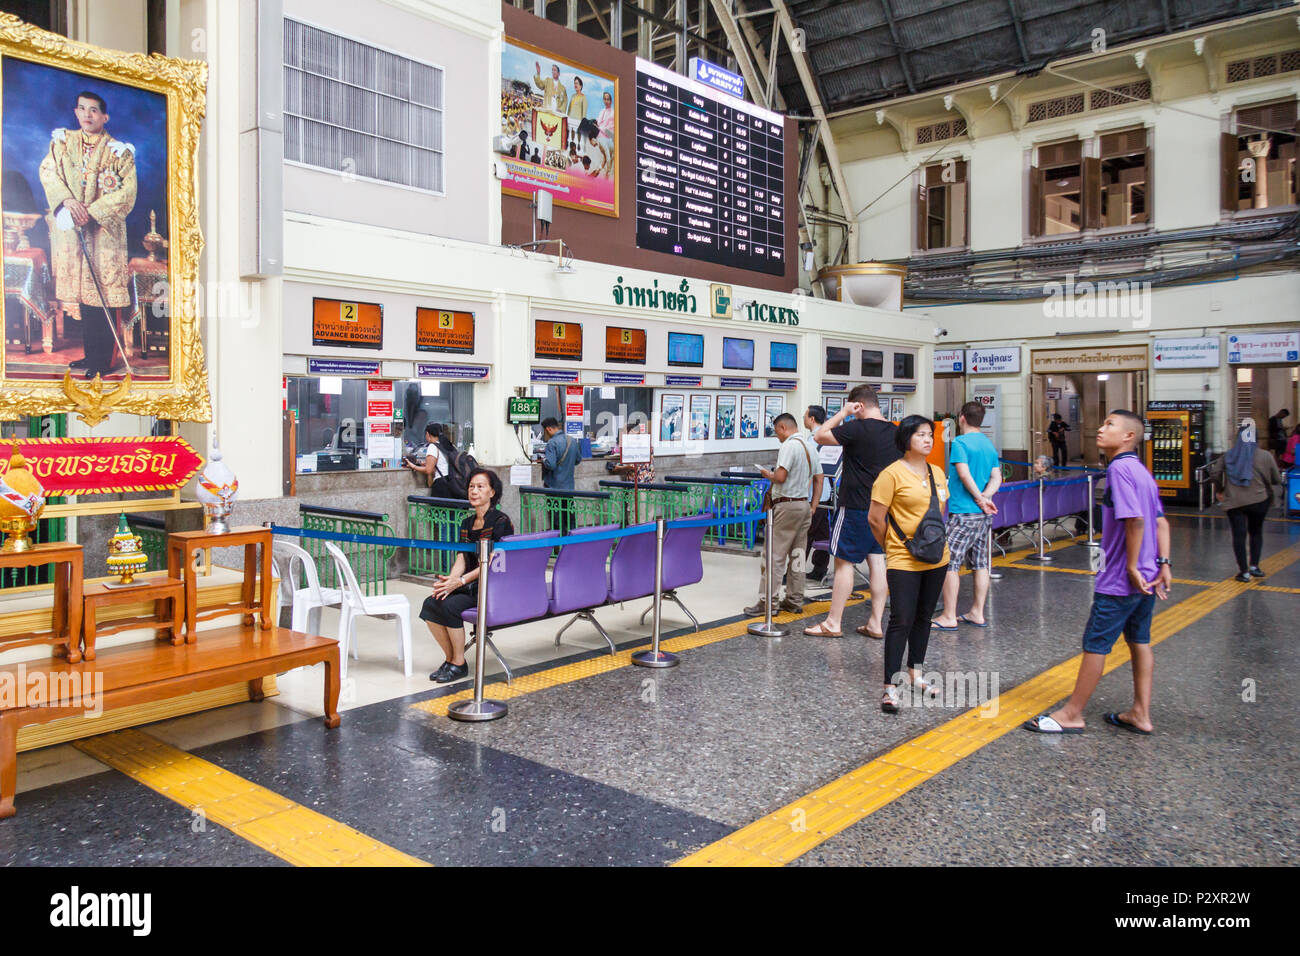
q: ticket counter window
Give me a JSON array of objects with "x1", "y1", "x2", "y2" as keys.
[
  {"x1": 526, "y1": 386, "x2": 652, "y2": 457},
  {"x1": 286, "y1": 377, "x2": 471, "y2": 472}
]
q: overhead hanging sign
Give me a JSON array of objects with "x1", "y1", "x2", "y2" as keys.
[
  {"x1": 967, "y1": 348, "x2": 1021, "y2": 374},
  {"x1": 312, "y1": 297, "x2": 383, "y2": 349},
  {"x1": 688, "y1": 56, "x2": 744, "y2": 99},
  {"x1": 934, "y1": 349, "x2": 965, "y2": 373},
  {"x1": 1153, "y1": 337, "x2": 1220, "y2": 369},
  {"x1": 535, "y1": 320, "x2": 583, "y2": 360},
  {"x1": 1227, "y1": 332, "x2": 1299, "y2": 365},
  {"x1": 416, "y1": 308, "x2": 475, "y2": 354}
]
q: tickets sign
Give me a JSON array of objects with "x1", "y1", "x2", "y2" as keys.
[
  {"x1": 312, "y1": 297, "x2": 384, "y2": 349},
  {"x1": 416, "y1": 309, "x2": 475, "y2": 354},
  {"x1": 0, "y1": 437, "x2": 204, "y2": 496}
]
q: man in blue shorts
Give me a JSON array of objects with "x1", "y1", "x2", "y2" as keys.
[
  {"x1": 805, "y1": 384, "x2": 899, "y2": 638},
  {"x1": 1024, "y1": 410, "x2": 1172, "y2": 735}
]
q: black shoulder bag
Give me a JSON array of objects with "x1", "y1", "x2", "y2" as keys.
[{"x1": 886, "y1": 465, "x2": 947, "y2": 564}]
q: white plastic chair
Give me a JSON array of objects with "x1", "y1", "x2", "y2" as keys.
[
  {"x1": 324, "y1": 542, "x2": 412, "y2": 678},
  {"x1": 272, "y1": 540, "x2": 343, "y2": 635}
]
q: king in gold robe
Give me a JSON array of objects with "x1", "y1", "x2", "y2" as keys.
[{"x1": 38, "y1": 127, "x2": 137, "y2": 322}]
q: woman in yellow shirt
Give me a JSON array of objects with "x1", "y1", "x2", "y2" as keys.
[{"x1": 869, "y1": 416, "x2": 950, "y2": 714}]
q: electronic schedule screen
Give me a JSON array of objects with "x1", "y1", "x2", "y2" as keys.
[{"x1": 635, "y1": 59, "x2": 787, "y2": 276}]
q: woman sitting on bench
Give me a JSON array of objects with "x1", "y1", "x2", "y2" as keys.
[{"x1": 420, "y1": 468, "x2": 514, "y2": 683}]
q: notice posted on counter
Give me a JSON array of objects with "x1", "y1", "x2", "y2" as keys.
[{"x1": 510, "y1": 464, "x2": 535, "y2": 486}]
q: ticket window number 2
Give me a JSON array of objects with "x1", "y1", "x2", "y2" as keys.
[{"x1": 340, "y1": 302, "x2": 359, "y2": 323}]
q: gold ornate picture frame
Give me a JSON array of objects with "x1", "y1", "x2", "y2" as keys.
[{"x1": 0, "y1": 14, "x2": 209, "y2": 426}]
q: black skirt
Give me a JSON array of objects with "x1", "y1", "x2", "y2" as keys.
[{"x1": 419, "y1": 583, "x2": 478, "y2": 628}]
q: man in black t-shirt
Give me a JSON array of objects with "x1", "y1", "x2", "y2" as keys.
[
  {"x1": 804, "y1": 384, "x2": 900, "y2": 638},
  {"x1": 1048, "y1": 413, "x2": 1070, "y2": 468}
]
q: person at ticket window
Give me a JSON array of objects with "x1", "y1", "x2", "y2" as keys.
[{"x1": 608, "y1": 423, "x2": 654, "y2": 484}]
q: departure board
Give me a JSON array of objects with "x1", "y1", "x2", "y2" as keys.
[{"x1": 635, "y1": 59, "x2": 786, "y2": 276}]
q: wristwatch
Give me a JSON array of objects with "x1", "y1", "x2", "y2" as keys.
[{"x1": 1155, "y1": 557, "x2": 1172, "y2": 568}]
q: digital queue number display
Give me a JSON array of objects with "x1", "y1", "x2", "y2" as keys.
[{"x1": 634, "y1": 59, "x2": 786, "y2": 276}]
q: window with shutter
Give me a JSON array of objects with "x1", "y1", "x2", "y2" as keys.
[
  {"x1": 1098, "y1": 127, "x2": 1149, "y2": 227},
  {"x1": 1036, "y1": 141, "x2": 1082, "y2": 235},
  {"x1": 916, "y1": 160, "x2": 968, "y2": 251},
  {"x1": 1227, "y1": 99, "x2": 1298, "y2": 212},
  {"x1": 283, "y1": 19, "x2": 445, "y2": 193}
]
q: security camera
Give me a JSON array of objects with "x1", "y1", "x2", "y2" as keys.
[{"x1": 934, "y1": 326, "x2": 949, "y2": 337}]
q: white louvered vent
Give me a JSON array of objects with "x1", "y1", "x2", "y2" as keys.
[{"x1": 283, "y1": 19, "x2": 444, "y2": 192}]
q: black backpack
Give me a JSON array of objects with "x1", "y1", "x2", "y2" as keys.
[
  {"x1": 444, "y1": 448, "x2": 479, "y2": 499},
  {"x1": 886, "y1": 465, "x2": 947, "y2": 564}
]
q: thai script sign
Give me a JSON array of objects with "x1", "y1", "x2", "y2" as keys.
[{"x1": 0, "y1": 437, "x2": 203, "y2": 496}]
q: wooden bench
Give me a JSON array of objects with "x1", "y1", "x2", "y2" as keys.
[{"x1": 0, "y1": 624, "x2": 340, "y2": 819}]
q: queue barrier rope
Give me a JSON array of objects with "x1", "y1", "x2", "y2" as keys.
[
  {"x1": 999, "y1": 458, "x2": 1104, "y2": 474},
  {"x1": 266, "y1": 511, "x2": 764, "y2": 556}
]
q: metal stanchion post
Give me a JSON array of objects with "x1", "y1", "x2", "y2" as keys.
[
  {"x1": 988, "y1": 521, "x2": 1002, "y2": 580},
  {"x1": 1027, "y1": 478, "x2": 1053, "y2": 563},
  {"x1": 449, "y1": 538, "x2": 508, "y2": 722},
  {"x1": 1086, "y1": 473, "x2": 1099, "y2": 549},
  {"x1": 749, "y1": 508, "x2": 790, "y2": 637},
  {"x1": 633, "y1": 517, "x2": 679, "y2": 667}
]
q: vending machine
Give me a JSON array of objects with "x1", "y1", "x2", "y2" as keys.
[{"x1": 1145, "y1": 401, "x2": 1213, "y2": 504}]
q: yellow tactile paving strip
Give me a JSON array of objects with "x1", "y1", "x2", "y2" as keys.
[
  {"x1": 1005, "y1": 563, "x2": 1218, "y2": 587},
  {"x1": 673, "y1": 541, "x2": 1300, "y2": 866},
  {"x1": 73, "y1": 729, "x2": 429, "y2": 867},
  {"x1": 412, "y1": 538, "x2": 1069, "y2": 719}
]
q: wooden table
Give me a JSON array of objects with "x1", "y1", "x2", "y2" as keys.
[
  {"x1": 166, "y1": 527, "x2": 273, "y2": 639},
  {"x1": 0, "y1": 542, "x2": 83, "y2": 663},
  {"x1": 81, "y1": 574, "x2": 184, "y2": 661}
]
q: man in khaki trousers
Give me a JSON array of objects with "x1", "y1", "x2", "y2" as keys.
[{"x1": 747, "y1": 413, "x2": 815, "y2": 615}]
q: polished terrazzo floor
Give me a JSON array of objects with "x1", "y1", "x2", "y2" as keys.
[{"x1": 2, "y1": 510, "x2": 1297, "y2": 866}]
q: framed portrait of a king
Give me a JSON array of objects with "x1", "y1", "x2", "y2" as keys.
[{"x1": 0, "y1": 15, "x2": 209, "y2": 425}]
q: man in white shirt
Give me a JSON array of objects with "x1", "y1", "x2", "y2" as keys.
[{"x1": 747, "y1": 413, "x2": 815, "y2": 615}]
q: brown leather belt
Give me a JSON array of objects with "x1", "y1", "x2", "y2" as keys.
[{"x1": 771, "y1": 496, "x2": 806, "y2": 505}]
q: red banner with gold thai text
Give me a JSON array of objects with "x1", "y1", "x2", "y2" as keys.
[{"x1": 0, "y1": 437, "x2": 204, "y2": 496}]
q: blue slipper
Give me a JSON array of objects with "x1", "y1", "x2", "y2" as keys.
[
  {"x1": 1103, "y1": 712, "x2": 1152, "y2": 735},
  {"x1": 958, "y1": 614, "x2": 990, "y2": 628},
  {"x1": 930, "y1": 620, "x2": 958, "y2": 631}
]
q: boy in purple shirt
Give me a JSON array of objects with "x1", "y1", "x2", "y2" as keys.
[{"x1": 1024, "y1": 410, "x2": 1172, "y2": 735}]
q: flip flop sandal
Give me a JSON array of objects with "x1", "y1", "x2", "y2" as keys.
[
  {"x1": 802, "y1": 622, "x2": 842, "y2": 637},
  {"x1": 1103, "y1": 712, "x2": 1152, "y2": 735},
  {"x1": 855, "y1": 624, "x2": 884, "y2": 639},
  {"x1": 1023, "y1": 713, "x2": 1083, "y2": 734},
  {"x1": 930, "y1": 620, "x2": 959, "y2": 631},
  {"x1": 958, "y1": 614, "x2": 990, "y2": 628}
]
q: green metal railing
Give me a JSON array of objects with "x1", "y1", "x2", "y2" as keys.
[
  {"x1": 664, "y1": 476, "x2": 764, "y2": 548},
  {"x1": 597, "y1": 480, "x2": 704, "y2": 526},
  {"x1": 299, "y1": 504, "x2": 394, "y2": 596},
  {"x1": 129, "y1": 515, "x2": 167, "y2": 572},
  {"x1": 407, "y1": 494, "x2": 472, "y2": 576},
  {"x1": 517, "y1": 487, "x2": 616, "y2": 535}
]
